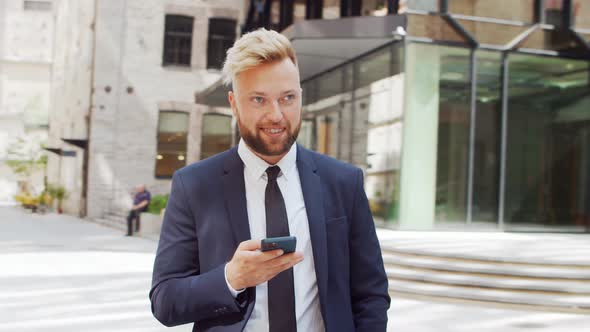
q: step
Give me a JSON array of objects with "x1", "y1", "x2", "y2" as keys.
[
  {"x1": 382, "y1": 252, "x2": 590, "y2": 280},
  {"x1": 386, "y1": 266, "x2": 590, "y2": 294},
  {"x1": 93, "y1": 218, "x2": 125, "y2": 231},
  {"x1": 388, "y1": 279, "x2": 590, "y2": 311},
  {"x1": 381, "y1": 244, "x2": 590, "y2": 267}
]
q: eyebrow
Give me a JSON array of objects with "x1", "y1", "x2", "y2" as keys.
[
  {"x1": 247, "y1": 90, "x2": 297, "y2": 96},
  {"x1": 248, "y1": 91, "x2": 268, "y2": 96}
]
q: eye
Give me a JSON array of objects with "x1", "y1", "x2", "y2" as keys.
[
  {"x1": 251, "y1": 96, "x2": 265, "y2": 104},
  {"x1": 281, "y1": 94, "x2": 295, "y2": 103}
]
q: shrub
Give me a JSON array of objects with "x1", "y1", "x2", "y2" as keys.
[{"x1": 148, "y1": 194, "x2": 169, "y2": 215}]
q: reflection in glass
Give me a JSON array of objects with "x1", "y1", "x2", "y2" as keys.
[
  {"x1": 407, "y1": 14, "x2": 466, "y2": 44},
  {"x1": 156, "y1": 112, "x2": 189, "y2": 178},
  {"x1": 200, "y1": 114, "x2": 232, "y2": 160},
  {"x1": 363, "y1": 0, "x2": 389, "y2": 17},
  {"x1": 405, "y1": 0, "x2": 438, "y2": 12},
  {"x1": 573, "y1": 1, "x2": 590, "y2": 30},
  {"x1": 472, "y1": 51, "x2": 502, "y2": 224},
  {"x1": 456, "y1": 19, "x2": 529, "y2": 46},
  {"x1": 505, "y1": 54, "x2": 590, "y2": 231},
  {"x1": 362, "y1": 44, "x2": 404, "y2": 225},
  {"x1": 435, "y1": 46, "x2": 472, "y2": 224},
  {"x1": 519, "y1": 27, "x2": 587, "y2": 56},
  {"x1": 301, "y1": 42, "x2": 404, "y2": 225},
  {"x1": 316, "y1": 113, "x2": 340, "y2": 158},
  {"x1": 449, "y1": 0, "x2": 534, "y2": 23}
]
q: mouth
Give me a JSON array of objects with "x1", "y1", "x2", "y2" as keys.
[{"x1": 260, "y1": 127, "x2": 286, "y2": 137}]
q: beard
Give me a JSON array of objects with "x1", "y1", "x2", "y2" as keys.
[{"x1": 236, "y1": 112, "x2": 301, "y2": 158}]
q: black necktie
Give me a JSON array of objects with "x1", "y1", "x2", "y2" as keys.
[{"x1": 265, "y1": 166, "x2": 297, "y2": 332}]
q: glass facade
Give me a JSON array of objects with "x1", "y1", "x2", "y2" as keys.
[
  {"x1": 299, "y1": 5, "x2": 590, "y2": 232},
  {"x1": 300, "y1": 43, "x2": 405, "y2": 225},
  {"x1": 505, "y1": 54, "x2": 590, "y2": 231}
]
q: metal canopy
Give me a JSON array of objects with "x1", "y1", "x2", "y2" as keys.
[
  {"x1": 42, "y1": 147, "x2": 77, "y2": 157},
  {"x1": 61, "y1": 138, "x2": 88, "y2": 149},
  {"x1": 43, "y1": 147, "x2": 62, "y2": 155},
  {"x1": 195, "y1": 15, "x2": 405, "y2": 108}
]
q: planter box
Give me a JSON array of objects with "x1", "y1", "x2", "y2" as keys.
[{"x1": 140, "y1": 212, "x2": 163, "y2": 235}]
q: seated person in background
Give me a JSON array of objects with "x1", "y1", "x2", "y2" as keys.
[{"x1": 126, "y1": 185, "x2": 151, "y2": 236}]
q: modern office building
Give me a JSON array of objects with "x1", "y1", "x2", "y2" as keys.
[{"x1": 199, "y1": 0, "x2": 590, "y2": 232}]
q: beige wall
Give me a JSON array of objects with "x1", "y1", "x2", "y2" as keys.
[
  {"x1": 0, "y1": 0, "x2": 54, "y2": 203},
  {"x1": 81, "y1": 0, "x2": 245, "y2": 219}
]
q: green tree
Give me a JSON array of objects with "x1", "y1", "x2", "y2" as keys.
[{"x1": 5, "y1": 137, "x2": 47, "y2": 193}]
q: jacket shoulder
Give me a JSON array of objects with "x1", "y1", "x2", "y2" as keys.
[
  {"x1": 301, "y1": 146, "x2": 361, "y2": 179},
  {"x1": 174, "y1": 148, "x2": 235, "y2": 180}
]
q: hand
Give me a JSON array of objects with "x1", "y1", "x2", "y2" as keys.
[{"x1": 226, "y1": 239, "x2": 304, "y2": 290}]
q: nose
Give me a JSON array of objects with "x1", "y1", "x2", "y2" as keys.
[{"x1": 267, "y1": 100, "x2": 284, "y2": 123}]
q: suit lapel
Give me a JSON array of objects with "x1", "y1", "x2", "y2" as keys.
[
  {"x1": 222, "y1": 148, "x2": 255, "y2": 330},
  {"x1": 222, "y1": 147, "x2": 252, "y2": 246},
  {"x1": 296, "y1": 145, "x2": 329, "y2": 321}
]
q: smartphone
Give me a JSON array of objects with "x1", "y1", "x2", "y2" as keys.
[{"x1": 261, "y1": 236, "x2": 297, "y2": 254}]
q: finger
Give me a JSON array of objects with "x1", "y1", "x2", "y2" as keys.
[
  {"x1": 252, "y1": 249, "x2": 284, "y2": 262},
  {"x1": 268, "y1": 252, "x2": 304, "y2": 268},
  {"x1": 237, "y1": 239, "x2": 262, "y2": 251}
]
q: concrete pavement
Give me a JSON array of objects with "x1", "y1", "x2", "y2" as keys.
[{"x1": 1, "y1": 207, "x2": 590, "y2": 331}]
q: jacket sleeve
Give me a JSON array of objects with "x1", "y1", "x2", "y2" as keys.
[
  {"x1": 349, "y1": 168, "x2": 391, "y2": 331},
  {"x1": 149, "y1": 171, "x2": 248, "y2": 327}
]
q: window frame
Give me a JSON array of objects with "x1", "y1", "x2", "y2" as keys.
[
  {"x1": 207, "y1": 17, "x2": 237, "y2": 70},
  {"x1": 162, "y1": 14, "x2": 195, "y2": 67},
  {"x1": 155, "y1": 110, "x2": 190, "y2": 179}
]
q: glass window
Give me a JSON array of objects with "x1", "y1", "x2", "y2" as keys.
[
  {"x1": 361, "y1": 43, "x2": 405, "y2": 225},
  {"x1": 518, "y1": 27, "x2": 586, "y2": 57},
  {"x1": 323, "y1": 0, "x2": 341, "y2": 19},
  {"x1": 155, "y1": 112, "x2": 189, "y2": 178},
  {"x1": 455, "y1": 18, "x2": 529, "y2": 46},
  {"x1": 362, "y1": 0, "x2": 390, "y2": 16},
  {"x1": 574, "y1": 0, "x2": 590, "y2": 30},
  {"x1": 356, "y1": 45, "x2": 394, "y2": 90},
  {"x1": 294, "y1": 0, "x2": 307, "y2": 23},
  {"x1": 200, "y1": 114, "x2": 232, "y2": 160},
  {"x1": 207, "y1": 18, "x2": 237, "y2": 70},
  {"x1": 449, "y1": 0, "x2": 535, "y2": 23},
  {"x1": 405, "y1": 0, "x2": 438, "y2": 12},
  {"x1": 316, "y1": 112, "x2": 340, "y2": 158},
  {"x1": 472, "y1": 50, "x2": 502, "y2": 225},
  {"x1": 435, "y1": 46, "x2": 473, "y2": 225},
  {"x1": 317, "y1": 67, "x2": 344, "y2": 101},
  {"x1": 163, "y1": 15, "x2": 194, "y2": 67},
  {"x1": 24, "y1": 1, "x2": 52, "y2": 11},
  {"x1": 505, "y1": 54, "x2": 590, "y2": 231},
  {"x1": 297, "y1": 119, "x2": 315, "y2": 149},
  {"x1": 270, "y1": 0, "x2": 281, "y2": 29}
]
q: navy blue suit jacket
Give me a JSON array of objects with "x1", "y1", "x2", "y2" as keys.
[{"x1": 150, "y1": 145, "x2": 390, "y2": 331}]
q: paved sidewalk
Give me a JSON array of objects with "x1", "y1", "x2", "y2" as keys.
[{"x1": 1, "y1": 207, "x2": 589, "y2": 331}]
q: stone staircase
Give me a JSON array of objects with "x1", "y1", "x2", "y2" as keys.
[
  {"x1": 93, "y1": 212, "x2": 127, "y2": 231},
  {"x1": 382, "y1": 245, "x2": 590, "y2": 313}
]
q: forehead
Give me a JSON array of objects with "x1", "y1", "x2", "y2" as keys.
[{"x1": 234, "y1": 58, "x2": 300, "y2": 94}]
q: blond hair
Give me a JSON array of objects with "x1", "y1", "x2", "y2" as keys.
[{"x1": 222, "y1": 28, "x2": 297, "y2": 86}]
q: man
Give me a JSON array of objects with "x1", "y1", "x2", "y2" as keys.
[
  {"x1": 126, "y1": 185, "x2": 151, "y2": 236},
  {"x1": 150, "y1": 28, "x2": 390, "y2": 331}
]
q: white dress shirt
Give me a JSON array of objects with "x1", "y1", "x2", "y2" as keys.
[{"x1": 224, "y1": 139, "x2": 325, "y2": 332}]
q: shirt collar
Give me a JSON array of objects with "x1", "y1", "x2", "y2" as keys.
[{"x1": 237, "y1": 139, "x2": 297, "y2": 182}]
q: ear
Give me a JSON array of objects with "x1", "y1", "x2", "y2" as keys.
[{"x1": 228, "y1": 91, "x2": 238, "y2": 118}]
